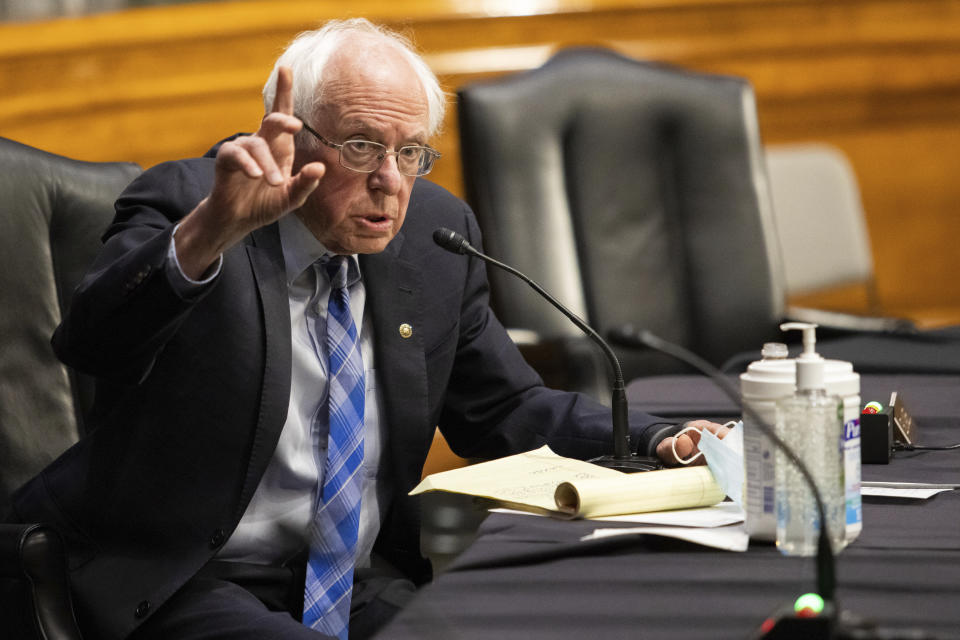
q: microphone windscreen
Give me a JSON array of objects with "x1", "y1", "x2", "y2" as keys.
[{"x1": 433, "y1": 227, "x2": 467, "y2": 254}]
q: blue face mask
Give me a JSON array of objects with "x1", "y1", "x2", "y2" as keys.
[{"x1": 697, "y1": 421, "x2": 744, "y2": 506}]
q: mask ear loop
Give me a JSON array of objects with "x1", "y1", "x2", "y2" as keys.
[
  {"x1": 670, "y1": 421, "x2": 740, "y2": 465},
  {"x1": 671, "y1": 425, "x2": 704, "y2": 465}
]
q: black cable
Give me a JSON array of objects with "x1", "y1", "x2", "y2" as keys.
[{"x1": 894, "y1": 442, "x2": 960, "y2": 451}]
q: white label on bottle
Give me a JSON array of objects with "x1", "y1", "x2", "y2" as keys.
[{"x1": 743, "y1": 415, "x2": 777, "y2": 541}]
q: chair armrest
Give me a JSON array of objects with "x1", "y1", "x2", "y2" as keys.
[
  {"x1": 785, "y1": 306, "x2": 917, "y2": 336},
  {"x1": 0, "y1": 523, "x2": 84, "y2": 640}
]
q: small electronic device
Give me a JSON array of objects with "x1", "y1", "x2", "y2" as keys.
[{"x1": 860, "y1": 391, "x2": 919, "y2": 464}]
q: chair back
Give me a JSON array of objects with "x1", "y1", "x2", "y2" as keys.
[
  {"x1": 765, "y1": 143, "x2": 876, "y2": 301},
  {"x1": 0, "y1": 137, "x2": 140, "y2": 516},
  {"x1": 457, "y1": 48, "x2": 785, "y2": 380}
]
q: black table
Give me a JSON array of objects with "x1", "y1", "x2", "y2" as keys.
[{"x1": 378, "y1": 375, "x2": 960, "y2": 639}]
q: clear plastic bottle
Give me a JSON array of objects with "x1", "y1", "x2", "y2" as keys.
[{"x1": 774, "y1": 323, "x2": 847, "y2": 556}]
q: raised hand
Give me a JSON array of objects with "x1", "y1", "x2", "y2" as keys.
[{"x1": 175, "y1": 66, "x2": 325, "y2": 279}]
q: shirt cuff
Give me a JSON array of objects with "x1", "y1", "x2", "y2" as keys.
[{"x1": 166, "y1": 222, "x2": 223, "y2": 296}]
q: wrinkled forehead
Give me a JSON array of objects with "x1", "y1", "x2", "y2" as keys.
[{"x1": 315, "y1": 36, "x2": 429, "y2": 129}]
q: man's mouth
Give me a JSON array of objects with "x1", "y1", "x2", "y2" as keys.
[{"x1": 358, "y1": 213, "x2": 393, "y2": 230}]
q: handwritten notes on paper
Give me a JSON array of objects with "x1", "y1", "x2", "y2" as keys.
[{"x1": 410, "y1": 445, "x2": 724, "y2": 518}]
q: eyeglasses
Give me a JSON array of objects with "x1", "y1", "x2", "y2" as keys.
[{"x1": 298, "y1": 116, "x2": 441, "y2": 177}]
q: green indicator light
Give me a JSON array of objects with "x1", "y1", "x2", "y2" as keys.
[{"x1": 794, "y1": 593, "x2": 825, "y2": 615}]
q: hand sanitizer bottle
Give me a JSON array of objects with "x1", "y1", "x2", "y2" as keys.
[{"x1": 774, "y1": 323, "x2": 847, "y2": 556}]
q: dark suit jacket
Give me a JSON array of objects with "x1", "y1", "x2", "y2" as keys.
[{"x1": 12, "y1": 149, "x2": 675, "y2": 639}]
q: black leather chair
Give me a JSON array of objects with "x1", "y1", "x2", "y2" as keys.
[
  {"x1": 0, "y1": 137, "x2": 141, "y2": 639},
  {"x1": 457, "y1": 48, "x2": 786, "y2": 396},
  {"x1": 457, "y1": 48, "x2": 915, "y2": 399}
]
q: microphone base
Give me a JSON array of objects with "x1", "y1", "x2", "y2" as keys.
[
  {"x1": 589, "y1": 454, "x2": 662, "y2": 473},
  {"x1": 753, "y1": 603, "x2": 909, "y2": 640},
  {"x1": 754, "y1": 606, "x2": 837, "y2": 640}
]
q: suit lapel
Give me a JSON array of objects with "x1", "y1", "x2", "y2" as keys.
[
  {"x1": 235, "y1": 223, "x2": 292, "y2": 517},
  {"x1": 361, "y1": 233, "x2": 431, "y2": 470}
]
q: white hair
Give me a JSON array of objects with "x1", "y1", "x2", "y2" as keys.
[{"x1": 262, "y1": 18, "x2": 446, "y2": 140}]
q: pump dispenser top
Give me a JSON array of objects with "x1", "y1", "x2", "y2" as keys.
[{"x1": 779, "y1": 322, "x2": 824, "y2": 392}]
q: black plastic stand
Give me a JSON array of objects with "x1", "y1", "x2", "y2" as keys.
[{"x1": 589, "y1": 453, "x2": 662, "y2": 472}]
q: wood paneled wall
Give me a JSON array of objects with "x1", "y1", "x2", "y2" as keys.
[{"x1": 3, "y1": 0, "x2": 960, "y2": 320}]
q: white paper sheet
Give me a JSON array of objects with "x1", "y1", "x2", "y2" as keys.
[
  {"x1": 861, "y1": 481, "x2": 959, "y2": 500},
  {"x1": 582, "y1": 522, "x2": 749, "y2": 552}
]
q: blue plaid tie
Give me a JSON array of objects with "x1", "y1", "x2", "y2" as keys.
[{"x1": 303, "y1": 255, "x2": 365, "y2": 639}]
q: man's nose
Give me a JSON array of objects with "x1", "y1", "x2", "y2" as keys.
[{"x1": 369, "y1": 154, "x2": 403, "y2": 194}]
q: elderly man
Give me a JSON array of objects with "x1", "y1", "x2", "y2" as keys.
[{"x1": 10, "y1": 18, "x2": 723, "y2": 640}]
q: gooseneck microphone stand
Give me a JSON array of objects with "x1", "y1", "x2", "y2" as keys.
[
  {"x1": 432, "y1": 228, "x2": 658, "y2": 472},
  {"x1": 609, "y1": 327, "x2": 935, "y2": 639}
]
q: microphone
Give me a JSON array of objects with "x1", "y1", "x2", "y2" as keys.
[
  {"x1": 608, "y1": 326, "x2": 916, "y2": 640},
  {"x1": 432, "y1": 227, "x2": 660, "y2": 473}
]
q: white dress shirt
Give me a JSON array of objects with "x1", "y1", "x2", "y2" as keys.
[{"x1": 167, "y1": 217, "x2": 391, "y2": 568}]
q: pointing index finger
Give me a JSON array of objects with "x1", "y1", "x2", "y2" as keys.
[{"x1": 272, "y1": 66, "x2": 294, "y2": 115}]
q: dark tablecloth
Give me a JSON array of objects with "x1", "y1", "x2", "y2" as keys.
[{"x1": 378, "y1": 374, "x2": 960, "y2": 639}]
